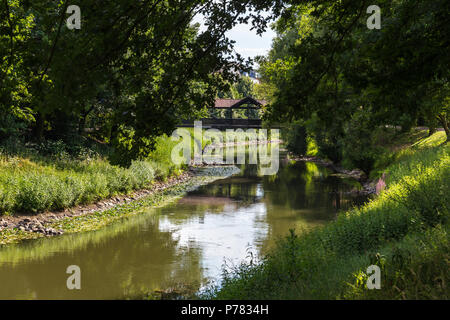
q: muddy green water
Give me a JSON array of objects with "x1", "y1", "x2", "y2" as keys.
[{"x1": 0, "y1": 151, "x2": 367, "y2": 299}]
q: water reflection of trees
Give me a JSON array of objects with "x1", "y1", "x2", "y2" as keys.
[
  {"x1": 263, "y1": 161, "x2": 364, "y2": 215},
  {"x1": 192, "y1": 172, "x2": 262, "y2": 206}
]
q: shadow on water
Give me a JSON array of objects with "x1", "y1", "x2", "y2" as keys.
[{"x1": 0, "y1": 146, "x2": 368, "y2": 299}]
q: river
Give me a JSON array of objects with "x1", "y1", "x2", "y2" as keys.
[{"x1": 0, "y1": 149, "x2": 367, "y2": 299}]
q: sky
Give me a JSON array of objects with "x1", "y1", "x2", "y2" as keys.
[
  {"x1": 227, "y1": 22, "x2": 276, "y2": 60},
  {"x1": 192, "y1": 11, "x2": 276, "y2": 61}
]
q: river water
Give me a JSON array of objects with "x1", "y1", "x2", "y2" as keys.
[{"x1": 0, "y1": 149, "x2": 367, "y2": 299}]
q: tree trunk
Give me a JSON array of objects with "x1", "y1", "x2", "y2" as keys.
[
  {"x1": 437, "y1": 114, "x2": 449, "y2": 142},
  {"x1": 78, "y1": 106, "x2": 94, "y2": 135},
  {"x1": 428, "y1": 126, "x2": 436, "y2": 137},
  {"x1": 34, "y1": 112, "x2": 45, "y2": 142}
]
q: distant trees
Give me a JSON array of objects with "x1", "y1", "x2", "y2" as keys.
[{"x1": 218, "y1": 76, "x2": 259, "y2": 99}]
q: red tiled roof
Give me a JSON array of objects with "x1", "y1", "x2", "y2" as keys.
[
  {"x1": 214, "y1": 98, "x2": 267, "y2": 108},
  {"x1": 215, "y1": 99, "x2": 241, "y2": 108}
]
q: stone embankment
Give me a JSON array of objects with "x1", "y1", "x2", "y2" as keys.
[{"x1": 0, "y1": 171, "x2": 193, "y2": 235}]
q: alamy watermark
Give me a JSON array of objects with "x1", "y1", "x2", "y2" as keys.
[
  {"x1": 66, "y1": 265, "x2": 81, "y2": 290},
  {"x1": 66, "y1": 5, "x2": 81, "y2": 30},
  {"x1": 366, "y1": 265, "x2": 381, "y2": 289},
  {"x1": 170, "y1": 121, "x2": 280, "y2": 175},
  {"x1": 367, "y1": 5, "x2": 381, "y2": 29}
]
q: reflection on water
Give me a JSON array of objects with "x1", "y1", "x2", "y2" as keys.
[{"x1": 0, "y1": 149, "x2": 367, "y2": 299}]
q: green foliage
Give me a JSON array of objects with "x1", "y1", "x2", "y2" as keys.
[
  {"x1": 37, "y1": 140, "x2": 70, "y2": 160},
  {"x1": 235, "y1": 76, "x2": 256, "y2": 98},
  {"x1": 0, "y1": 0, "x2": 285, "y2": 164},
  {"x1": 218, "y1": 76, "x2": 265, "y2": 104},
  {"x1": 343, "y1": 226, "x2": 449, "y2": 299},
  {"x1": 259, "y1": 0, "x2": 449, "y2": 167},
  {"x1": 304, "y1": 112, "x2": 342, "y2": 162},
  {"x1": 341, "y1": 108, "x2": 380, "y2": 173},
  {"x1": 306, "y1": 136, "x2": 318, "y2": 156},
  {"x1": 148, "y1": 134, "x2": 186, "y2": 179},
  {"x1": 0, "y1": 114, "x2": 26, "y2": 142},
  {"x1": 0, "y1": 138, "x2": 183, "y2": 214},
  {"x1": 282, "y1": 122, "x2": 307, "y2": 156},
  {"x1": 207, "y1": 133, "x2": 449, "y2": 299}
]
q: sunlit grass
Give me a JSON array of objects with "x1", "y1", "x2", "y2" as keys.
[
  {"x1": 207, "y1": 132, "x2": 449, "y2": 300},
  {"x1": 0, "y1": 134, "x2": 186, "y2": 215},
  {"x1": 0, "y1": 166, "x2": 240, "y2": 246}
]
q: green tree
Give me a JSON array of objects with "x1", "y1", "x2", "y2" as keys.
[
  {"x1": 1, "y1": 0, "x2": 286, "y2": 165},
  {"x1": 259, "y1": 0, "x2": 449, "y2": 166}
]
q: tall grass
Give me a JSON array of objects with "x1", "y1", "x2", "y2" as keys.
[
  {"x1": 0, "y1": 133, "x2": 191, "y2": 215},
  {"x1": 0, "y1": 126, "x2": 240, "y2": 215},
  {"x1": 206, "y1": 132, "x2": 449, "y2": 299},
  {"x1": 0, "y1": 157, "x2": 161, "y2": 214}
]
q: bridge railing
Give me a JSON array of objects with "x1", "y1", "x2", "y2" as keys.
[{"x1": 180, "y1": 118, "x2": 262, "y2": 128}]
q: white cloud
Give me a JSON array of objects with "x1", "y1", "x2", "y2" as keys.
[
  {"x1": 234, "y1": 47, "x2": 270, "y2": 58},
  {"x1": 192, "y1": 11, "x2": 275, "y2": 60}
]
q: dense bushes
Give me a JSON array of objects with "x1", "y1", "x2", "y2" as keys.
[
  {"x1": 0, "y1": 131, "x2": 192, "y2": 214},
  {"x1": 207, "y1": 132, "x2": 449, "y2": 299},
  {"x1": 0, "y1": 158, "x2": 158, "y2": 214},
  {"x1": 0, "y1": 125, "x2": 216, "y2": 214}
]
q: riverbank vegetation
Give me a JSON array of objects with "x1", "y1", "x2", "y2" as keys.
[
  {"x1": 0, "y1": 166, "x2": 240, "y2": 245},
  {"x1": 0, "y1": 135, "x2": 183, "y2": 215},
  {"x1": 206, "y1": 132, "x2": 449, "y2": 299},
  {"x1": 203, "y1": 0, "x2": 449, "y2": 300},
  {"x1": 261, "y1": 0, "x2": 449, "y2": 176},
  {"x1": 0, "y1": 1, "x2": 281, "y2": 216},
  {"x1": 0, "y1": 125, "x2": 222, "y2": 215}
]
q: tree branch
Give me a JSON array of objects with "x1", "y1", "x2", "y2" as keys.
[
  {"x1": 37, "y1": 2, "x2": 69, "y2": 86},
  {"x1": 3, "y1": 0, "x2": 15, "y2": 66}
]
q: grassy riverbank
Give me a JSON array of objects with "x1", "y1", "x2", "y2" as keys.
[
  {"x1": 0, "y1": 126, "x2": 264, "y2": 245},
  {"x1": 205, "y1": 132, "x2": 449, "y2": 300},
  {"x1": 0, "y1": 128, "x2": 261, "y2": 216},
  {"x1": 0, "y1": 166, "x2": 240, "y2": 245},
  {"x1": 0, "y1": 128, "x2": 216, "y2": 215}
]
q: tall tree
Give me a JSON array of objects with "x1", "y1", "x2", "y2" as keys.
[{"x1": 0, "y1": 0, "x2": 286, "y2": 164}]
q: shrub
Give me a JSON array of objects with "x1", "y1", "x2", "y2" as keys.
[
  {"x1": 37, "y1": 140, "x2": 70, "y2": 160},
  {"x1": 129, "y1": 161, "x2": 155, "y2": 188},
  {"x1": 341, "y1": 108, "x2": 379, "y2": 174},
  {"x1": 15, "y1": 174, "x2": 56, "y2": 212}
]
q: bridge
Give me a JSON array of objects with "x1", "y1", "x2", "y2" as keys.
[{"x1": 179, "y1": 97, "x2": 266, "y2": 129}]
